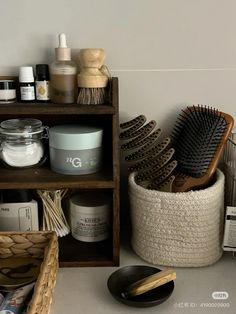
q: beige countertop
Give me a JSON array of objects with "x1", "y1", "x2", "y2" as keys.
[{"x1": 51, "y1": 243, "x2": 236, "y2": 314}]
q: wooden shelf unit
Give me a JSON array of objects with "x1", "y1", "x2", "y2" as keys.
[{"x1": 0, "y1": 77, "x2": 120, "y2": 267}]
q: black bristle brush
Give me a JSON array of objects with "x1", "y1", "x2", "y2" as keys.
[{"x1": 171, "y1": 105, "x2": 234, "y2": 192}]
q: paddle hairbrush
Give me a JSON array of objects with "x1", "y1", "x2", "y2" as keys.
[{"x1": 172, "y1": 105, "x2": 234, "y2": 192}]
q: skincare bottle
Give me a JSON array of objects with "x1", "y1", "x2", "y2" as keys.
[
  {"x1": 19, "y1": 66, "x2": 35, "y2": 102},
  {"x1": 35, "y1": 64, "x2": 50, "y2": 102},
  {"x1": 50, "y1": 33, "x2": 77, "y2": 104}
]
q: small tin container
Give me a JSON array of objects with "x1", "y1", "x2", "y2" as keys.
[
  {"x1": 69, "y1": 191, "x2": 111, "y2": 242},
  {"x1": 49, "y1": 124, "x2": 103, "y2": 175},
  {"x1": 0, "y1": 80, "x2": 16, "y2": 104}
]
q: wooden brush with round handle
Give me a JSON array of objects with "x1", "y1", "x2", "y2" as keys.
[{"x1": 77, "y1": 48, "x2": 109, "y2": 104}]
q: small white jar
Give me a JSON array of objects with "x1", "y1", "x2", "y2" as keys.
[
  {"x1": 69, "y1": 191, "x2": 111, "y2": 242},
  {"x1": 0, "y1": 119, "x2": 46, "y2": 168},
  {"x1": 0, "y1": 80, "x2": 16, "y2": 104}
]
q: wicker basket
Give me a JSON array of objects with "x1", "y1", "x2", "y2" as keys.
[
  {"x1": 129, "y1": 169, "x2": 225, "y2": 267},
  {"x1": 0, "y1": 231, "x2": 58, "y2": 314}
]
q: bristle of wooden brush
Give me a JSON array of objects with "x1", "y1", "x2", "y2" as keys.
[
  {"x1": 172, "y1": 105, "x2": 228, "y2": 178},
  {"x1": 171, "y1": 105, "x2": 234, "y2": 192},
  {"x1": 77, "y1": 87, "x2": 107, "y2": 105}
]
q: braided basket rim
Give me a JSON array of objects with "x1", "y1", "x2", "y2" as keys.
[{"x1": 0, "y1": 231, "x2": 58, "y2": 314}]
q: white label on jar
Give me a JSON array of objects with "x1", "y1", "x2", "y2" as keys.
[
  {"x1": 71, "y1": 210, "x2": 109, "y2": 242},
  {"x1": 19, "y1": 206, "x2": 32, "y2": 230},
  {"x1": 36, "y1": 81, "x2": 50, "y2": 101},
  {"x1": 66, "y1": 157, "x2": 82, "y2": 168},
  {"x1": 0, "y1": 89, "x2": 16, "y2": 101},
  {"x1": 20, "y1": 86, "x2": 35, "y2": 101}
]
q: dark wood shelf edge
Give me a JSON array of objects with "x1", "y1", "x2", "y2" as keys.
[
  {"x1": 0, "y1": 166, "x2": 115, "y2": 189},
  {"x1": 59, "y1": 260, "x2": 117, "y2": 267},
  {"x1": 0, "y1": 103, "x2": 115, "y2": 115},
  {"x1": 111, "y1": 77, "x2": 120, "y2": 267},
  {"x1": 0, "y1": 77, "x2": 119, "y2": 115}
]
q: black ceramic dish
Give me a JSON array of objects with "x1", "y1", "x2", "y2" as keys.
[{"x1": 107, "y1": 265, "x2": 175, "y2": 307}]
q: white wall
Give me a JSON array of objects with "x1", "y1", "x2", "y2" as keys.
[{"x1": 1, "y1": 0, "x2": 236, "y2": 132}]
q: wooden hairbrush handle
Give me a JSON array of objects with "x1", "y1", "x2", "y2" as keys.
[
  {"x1": 121, "y1": 269, "x2": 176, "y2": 299},
  {"x1": 78, "y1": 48, "x2": 108, "y2": 88},
  {"x1": 172, "y1": 172, "x2": 214, "y2": 192}
]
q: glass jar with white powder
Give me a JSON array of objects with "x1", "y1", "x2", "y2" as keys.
[{"x1": 0, "y1": 118, "x2": 47, "y2": 168}]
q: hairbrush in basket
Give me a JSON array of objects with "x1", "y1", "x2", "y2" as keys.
[
  {"x1": 120, "y1": 115, "x2": 177, "y2": 191},
  {"x1": 171, "y1": 105, "x2": 234, "y2": 192}
]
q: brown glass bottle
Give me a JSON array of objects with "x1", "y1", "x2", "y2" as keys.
[{"x1": 50, "y1": 33, "x2": 77, "y2": 104}]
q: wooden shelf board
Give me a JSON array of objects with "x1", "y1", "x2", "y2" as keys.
[
  {"x1": 0, "y1": 103, "x2": 115, "y2": 115},
  {"x1": 59, "y1": 260, "x2": 116, "y2": 267},
  {"x1": 0, "y1": 166, "x2": 114, "y2": 189}
]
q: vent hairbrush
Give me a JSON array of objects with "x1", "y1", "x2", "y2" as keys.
[
  {"x1": 120, "y1": 115, "x2": 176, "y2": 191},
  {"x1": 172, "y1": 105, "x2": 234, "y2": 192}
]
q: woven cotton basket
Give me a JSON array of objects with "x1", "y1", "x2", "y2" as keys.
[{"x1": 129, "y1": 169, "x2": 225, "y2": 267}]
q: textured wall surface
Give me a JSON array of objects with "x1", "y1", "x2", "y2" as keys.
[{"x1": 1, "y1": 0, "x2": 236, "y2": 131}]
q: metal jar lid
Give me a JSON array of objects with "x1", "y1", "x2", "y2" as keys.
[{"x1": 0, "y1": 80, "x2": 16, "y2": 90}]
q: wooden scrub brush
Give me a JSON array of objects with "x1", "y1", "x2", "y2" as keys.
[
  {"x1": 171, "y1": 105, "x2": 234, "y2": 192},
  {"x1": 77, "y1": 48, "x2": 110, "y2": 105},
  {"x1": 120, "y1": 115, "x2": 177, "y2": 191}
]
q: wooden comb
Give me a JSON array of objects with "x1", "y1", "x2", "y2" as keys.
[
  {"x1": 171, "y1": 105, "x2": 234, "y2": 192},
  {"x1": 149, "y1": 175, "x2": 176, "y2": 192},
  {"x1": 129, "y1": 148, "x2": 175, "y2": 172},
  {"x1": 135, "y1": 149, "x2": 176, "y2": 182},
  {"x1": 125, "y1": 137, "x2": 171, "y2": 162},
  {"x1": 120, "y1": 115, "x2": 177, "y2": 192}
]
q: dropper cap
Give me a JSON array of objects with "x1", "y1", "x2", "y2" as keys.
[{"x1": 55, "y1": 33, "x2": 71, "y2": 61}]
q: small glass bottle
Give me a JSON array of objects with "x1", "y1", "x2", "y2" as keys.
[
  {"x1": 19, "y1": 66, "x2": 35, "y2": 102},
  {"x1": 35, "y1": 64, "x2": 50, "y2": 102},
  {"x1": 50, "y1": 33, "x2": 77, "y2": 104}
]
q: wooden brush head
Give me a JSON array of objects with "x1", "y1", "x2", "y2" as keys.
[{"x1": 172, "y1": 105, "x2": 234, "y2": 192}]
